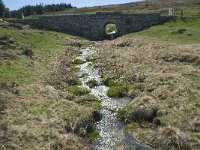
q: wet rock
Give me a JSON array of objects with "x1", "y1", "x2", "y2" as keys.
[{"x1": 92, "y1": 110, "x2": 102, "y2": 122}]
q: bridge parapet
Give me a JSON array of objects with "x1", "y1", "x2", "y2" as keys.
[{"x1": 10, "y1": 12, "x2": 168, "y2": 40}]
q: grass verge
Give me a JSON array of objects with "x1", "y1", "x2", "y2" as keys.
[{"x1": 0, "y1": 22, "x2": 100, "y2": 149}]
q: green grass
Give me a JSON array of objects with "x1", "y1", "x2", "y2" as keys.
[
  {"x1": 79, "y1": 73, "x2": 89, "y2": 78},
  {"x1": 72, "y1": 59, "x2": 85, "y2": 65},
  {"x1": 76, "y1": 51, "x2": 83, "y2": 56},
  {"x1": 69, "y1": 86, "x2": 90, "y2": 95},
  {"x1": 102, "y1": 77, "x2": 119, "y2": 87},
  {"x1": 126, "y1": 8, "x2": 200, "y2": 44},
  {"x1": 87, "y1": 79, "x2": 98, "y2": 88},
  {"x1": 105, "y1": 23, "x2": 117, "y2": 34},
  {"x1": 75, "y1": 94, "x2": 100, "y2": 108},
  {"x1": 107, "y1": 85, "x2": 126, "y2": 98},
  {"x1": 0, "y1": 22, "x2": 72, "y2": 85},
  {"x1": 87, "y1": 128, "x2": 99, "y2": 142}
]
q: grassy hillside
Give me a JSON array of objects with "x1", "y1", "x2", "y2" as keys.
[
  {"x1": 0, "y1": 22, "x2": 99, "y2": 149},
  {"x1": 44, "y1": 0, "x2": 200, "y2": 15}
]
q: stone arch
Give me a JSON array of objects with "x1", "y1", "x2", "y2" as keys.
[{"x1": 33, "y1": 13, "x2": 167, "y2": 40}]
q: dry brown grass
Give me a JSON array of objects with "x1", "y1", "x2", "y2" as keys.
[
  {"x1": 48, "y1": 133, "x2": 89, "y2": 150},
  {"x1": 93, "y1": 37, "x2": 200, "y2": 149},
  {"x1": 0, "y1": 50, "x2": 97, "y2": 149},
  {"x1": 151, "y1": 126, "x2": 192, "y2": 150},
  {"x1": 44, "y1": 0, "x2": 199, "y2": 15},
  {"x1": 0, "y1": 25, "x2": 98, "y2": 149}
]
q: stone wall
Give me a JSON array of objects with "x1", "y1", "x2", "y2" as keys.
[{"x1": 13, "y1": 12, "x2": 168, "y2": 40}]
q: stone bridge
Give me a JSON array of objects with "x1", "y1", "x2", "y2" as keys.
[{"x1": 32, "y1": 12, "x2": 167, "y2": 40}]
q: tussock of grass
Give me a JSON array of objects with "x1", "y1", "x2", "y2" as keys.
[
  {"x1": 70, "y1": 86, "x2": 89, "y2": 95},
  {"x1": 118, "y1": 95, "x2": 158, "y2": 124},
  {"x1": 107, "y1": 85, "x2": 126, "y2": 98},
  {"x1": 87, "y1": 128, "x2": 99, "y2": 142},
  {"x1": 72, "y1": 59, "x2": 85, "y2": 65},
  {"x1": 86, "y1": 56, "x2": 95, "y2": 62},
  {"x1": 49, "y1": 133, "x2": 89, "y2": 150},
  {"x1": 75, "y1": 94, "x2": 100, "y2": 108},
  {"x1": 76, "y1": 51, "x2": 83, "y2": 56},
  {"x1": 87, "y1": 79, "x2": 98, "y2": 88},
  {"x1": 151, "y1": 126, "x2": 192, "y2": 150},
  {"x1": 102, "y1": 77, "x2": 118, "y2": 87},
  {"x1": 79, "y1": 73, "x2": 88, "y2": 78}
]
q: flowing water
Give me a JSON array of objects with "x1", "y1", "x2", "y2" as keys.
[{"x1": 76, "y1": 47, "x2": 147, "y2": 150}]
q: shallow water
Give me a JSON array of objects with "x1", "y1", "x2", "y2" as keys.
[{"x1": 76, "y1": 47, "x2": 147, "y2": 150}]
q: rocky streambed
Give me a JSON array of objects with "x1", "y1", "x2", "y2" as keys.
[{"x1": 75, "y1": 47, "x2": 147, "y2": 150}]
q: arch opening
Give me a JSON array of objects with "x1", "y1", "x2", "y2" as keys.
[{"x1": 104, "y1": 23, "x2": 118, "y2": 40}]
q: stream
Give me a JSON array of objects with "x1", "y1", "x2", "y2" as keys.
[{"x1": 76, "y1": 47, "x2": 147, "y2": 150}]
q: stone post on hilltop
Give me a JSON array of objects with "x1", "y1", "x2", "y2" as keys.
[
  {"x1": 180, "y1": 10, "x2": 183, "y2": 20},
  {"x1": 22, "y1": 12, "x2": 25, "y2": 19},
  {"x1": 168, "y1": 5, "x2": 173, "y2": 17},
  {"x1": 2, "y1": 12, "x2": 5, "y2": 21}
]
